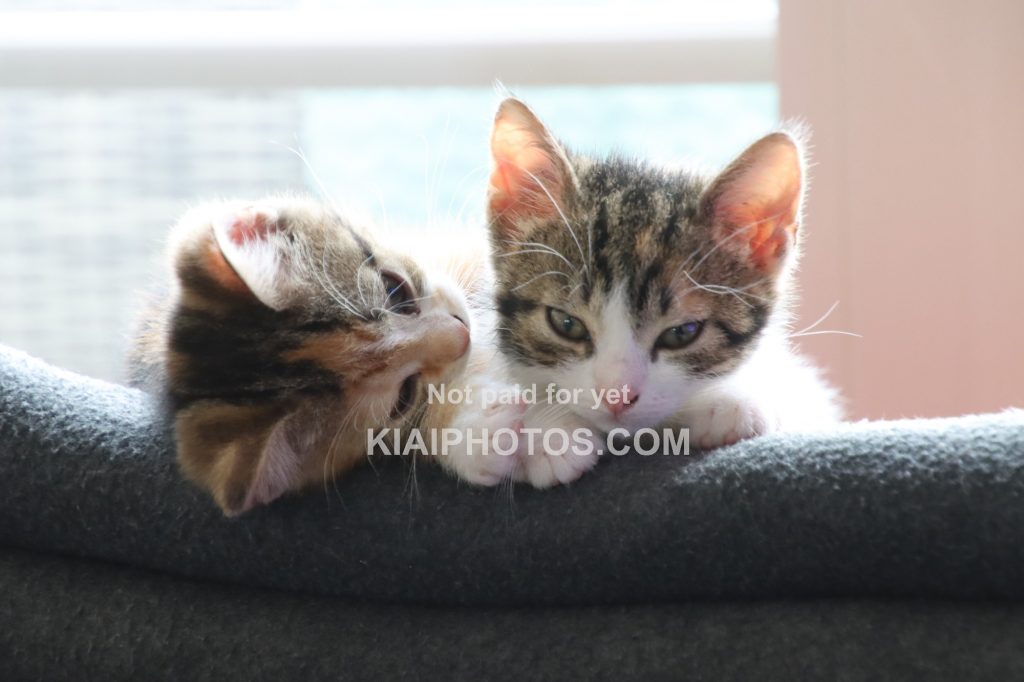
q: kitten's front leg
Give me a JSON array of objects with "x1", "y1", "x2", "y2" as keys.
[
  {"x1": 674, "y1": 381, "x2": 779, "y2": 450},
  {"x1": 675, "y1": 349, "x2": 841, "y2": 450},
  {"x1": 435, "y1": 399, "x2": 603, "y2": 488},
  {"x1": 512, "y1": 405, "x2": 603, "y2": 488},
  {"x1": 434, "y1": 388, "x2": 528, "y2": 486}
]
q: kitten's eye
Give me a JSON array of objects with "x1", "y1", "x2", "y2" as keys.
[
  {"x1": 546, "y1": 307, "x2": 590, "y2": 342},
  {"x1": 380, "y1": 272, "x2": 418, "y2": 315},
  {"x1": 655, "y1": 321, "x2": 704, "y2": 350},
  {"x1": 391, "y1": 373, "x2": 419, "y2": 419}
]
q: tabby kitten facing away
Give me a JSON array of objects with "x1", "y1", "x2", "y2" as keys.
[
  {"x1": 467, "y1": 98, "x2": 842, "y2": 488},
  {"x1": 130, "y1": 196, "x2": 519, "y2": 515}
]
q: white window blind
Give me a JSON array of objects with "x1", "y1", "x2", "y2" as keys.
[{"x1": 0, "y1": 1, "x2": 778, "y2": 381}]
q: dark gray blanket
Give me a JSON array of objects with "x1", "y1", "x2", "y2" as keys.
[
  {"x1": 1, "y1": 343, "x2": 1023, "y2": 608},
  {"x1": 6, "y1": 547, "x2": 1024, "y2": 682}
]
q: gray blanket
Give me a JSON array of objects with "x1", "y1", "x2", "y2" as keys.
[{"x1": 1, "y1": 343, "x2": 1023, "y2": 608}]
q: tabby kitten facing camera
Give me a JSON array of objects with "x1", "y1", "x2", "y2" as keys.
[
  {"x1": 130, "y1": 197, "x2": 516, "y2": 515},
  {"x1": 472, "y1": 98, "x2": 841, "y2": 487}
]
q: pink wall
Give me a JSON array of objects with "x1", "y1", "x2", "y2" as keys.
[{"x1": 779, "y1": 0, "x2": 1024, "y2": 420}]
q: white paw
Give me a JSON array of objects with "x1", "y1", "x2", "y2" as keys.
[
  {"x1": 512, "y1": 409, "x2": 602, "y2": 488},
  {"x1": 441, "y1": 401, "x2": 527, "y2": 486},
  {"x1": 684, "y1": 394, "x2": 777, "y2": 450}
]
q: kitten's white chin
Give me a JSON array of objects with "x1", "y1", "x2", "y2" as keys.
[
  {"x1": 570, "y1": 409, "x2": 615, "y2": 434},
  {"x1": 569, "y1": 407, "x2": 676, "y2": 436}
]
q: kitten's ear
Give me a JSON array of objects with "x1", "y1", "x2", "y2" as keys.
[
  {"x1": 700, "y1": 131, "x2": 805, "y2": 272},
  {"x1": 175, "y1": 401, "x2": 307, "y2": 516},
  {"x1": 206, "y1": 206, "x2": 297, "y2": 310},
  {"x1": 488, "y1": 98, "x2": 576, "y2": 236}
]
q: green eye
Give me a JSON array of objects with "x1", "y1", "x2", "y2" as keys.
[
  {"x1": 655, "y1": 321, "x2": 704, "y2": 350},
  {"x1": 547, "y1": 307, "x2": 590, "y2": 342}
]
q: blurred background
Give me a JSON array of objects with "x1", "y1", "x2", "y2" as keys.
[{"x1": 0, "y1": 0, "x2": 1020, "y2": 420}]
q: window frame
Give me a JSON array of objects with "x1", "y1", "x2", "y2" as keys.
[{"x1": 0, "y1": 8, "x2": 774, "y2": 88}]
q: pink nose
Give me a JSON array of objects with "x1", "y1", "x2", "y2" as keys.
[
  {"x1": 453, "y1": 320, "x2": 471, "y2": 358},
  {"x1": 603, "y1": 386, "x2": 640, "y2": 417}
]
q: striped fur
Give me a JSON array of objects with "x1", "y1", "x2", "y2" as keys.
[
  {"x1": 486, "y1": 98, "x2": 840, "y2": 456},
  {"x1": 130, "y1": 197, "x2": 472, "y2": 515}
]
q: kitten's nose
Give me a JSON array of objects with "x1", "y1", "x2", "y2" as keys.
[
  {"x1": 603, "y1": 386, "x2": 640, "y2": 417},
  {"x1": 454, "y1": 321, "x2": 470, "y2": 357}
]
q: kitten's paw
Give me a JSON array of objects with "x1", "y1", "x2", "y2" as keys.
[
  {"x1": 442, "y1": 401, "x2": 527, "y2": 487},
  {"x1": 516, "y1": 441, "x2": 601, "y2": 488},
  {"x1": 685, "y1": 395, "x2": 777, "y2": 450},
  {"x1": 513, "y1": 412, "x2": 602, "y2": 488}
]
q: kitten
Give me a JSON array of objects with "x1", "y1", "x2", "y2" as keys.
[
  {"x1": 471, "y1": 98, "x2": 841, "y2": 488},
  {"x1": 130, "y1": 196, "x2": 520, "y2": 514}
]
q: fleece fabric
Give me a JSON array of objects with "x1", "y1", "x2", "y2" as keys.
[
  {"x1": 1, "y1": 343, "x2": 1023, "y2": 609},
  {"x1": 3, "y1": 547, "x2": 1024, "y2": 682}
]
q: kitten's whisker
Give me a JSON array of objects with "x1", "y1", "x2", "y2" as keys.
[
  {"x1": 791, "y1": 300, "x2": 840, "y2": 337},
  {"x1": 316, "y1": 267, "x2": 364, "y2": 319},
  {"x1": 518, "y1": 166, "x2": 588, "y2": 274},
  {"x1": 355, "y1": 253, "x2": 375, "y2": 309},
  {"x1": 500, "y1": 471, "x2": 517, "y2": 514},
  {"x1": 274, "y1": 140, "x2": 344, "y2": 220},
  {"x1": 497, "y1": 248, "x2": 575, "y2": 271},
  {"x1": 323, "y1": 394, "x2": 369, "y2": 508},
  {"x1": 402, "y1": 405, "x2": 434, "y2": 506},
  {"x1": 443, "y1": 164, "x2": 489, "y2": 227},
  {"x1": 511, "y1": 270, "x2": 571, "y2": 292},
  {"x1": 788, "y1": 330, "x2": 862, "y2": 339},
  {"x1": 565, "y1": 282, "x2": 584, "y2": 297},
  {"x1": 311, "y1": 244, "x2": 366, "y2": 320},
  {"x1": 502, "y1": 239, "x2": 575, "y2": 261},
  {"x1": 683, "y1": 214, "x2": 778, "y2": 273},
  {"x1": 676, "y1": 271, "x2": 766, "y2": 308}
]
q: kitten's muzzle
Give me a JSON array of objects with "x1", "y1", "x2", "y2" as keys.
[
  {"x1": 603, "y1": 389, "x2": 640, "y2": 418},
  {"x1": 415, "y1": 311, "x2": 471, "y2": 372}
]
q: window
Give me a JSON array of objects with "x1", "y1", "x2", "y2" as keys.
[{"x1": 0, "y1": 1, "x2": 777, "y2": 381}]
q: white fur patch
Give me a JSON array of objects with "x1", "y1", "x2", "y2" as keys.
[{"x1": 211, "y1": 207, "x2": 297, "y2": 311}]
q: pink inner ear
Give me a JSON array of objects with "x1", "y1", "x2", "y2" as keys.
[
  {"x1": 224, "y1": 206, "x2": 278, "y2": 246},
  {"x1": 489, "y1": 113, "x2": 564, "y2": 222},
  {"x1": 719, "y1": 181, "x2": 800, "y2": 270},
  {"x1": 713, "y1": 138, "x2": 803, "y2": 271},
  {"x1": 207, "y1": 205, "x2": 283, "y2": 302}
]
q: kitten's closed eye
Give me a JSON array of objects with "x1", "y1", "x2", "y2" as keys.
[{"x1": 655, "y1": 321, "x2": 704, "y2": 350}]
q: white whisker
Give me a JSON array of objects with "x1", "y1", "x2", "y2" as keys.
[
  {"x1": 791, "y1": 300, "x2": 840, "y2": 337},
  {"x1": 496, "y1": 248, "x2": 576, "y2": 272},
  {"x1": 510, "y1": 270, "x2": 572, "y2": 292},
  {"x1": 519, "y1": 166, "x2": 588, "y2": 274},
  {"x1": 788, "y1": 330, "x2": 863, "y2": 339}
]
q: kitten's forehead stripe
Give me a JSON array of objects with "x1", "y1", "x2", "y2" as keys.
[
  {"x1": 659, "y1": 204, "x2": 680, "y2": 243},
  {"x1": 590, "y1": 201, "x2": 612, "y2": 291},
  {"x1": 635, "y1": 262, "x2": 662, "y2": 314},
  {"x1": 659, "y1": 288, "x2": 673, "y2": 316}
]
